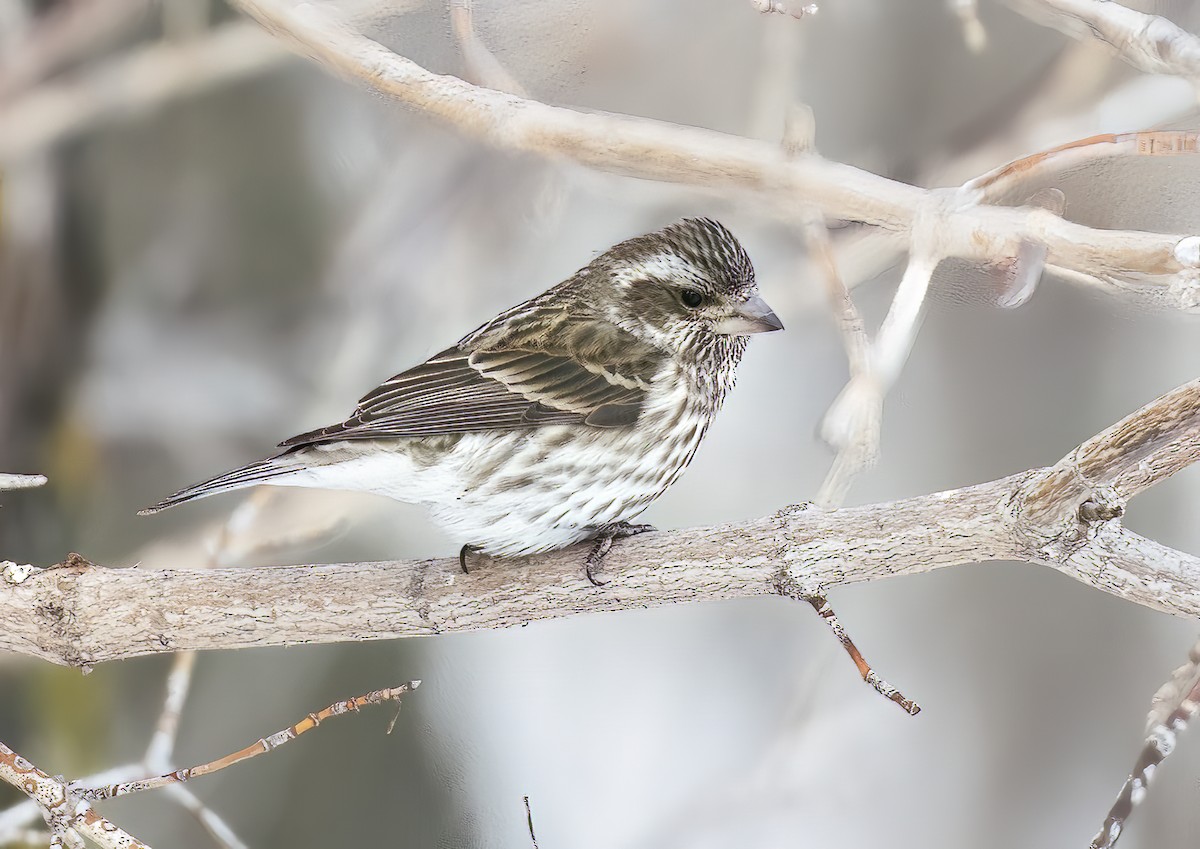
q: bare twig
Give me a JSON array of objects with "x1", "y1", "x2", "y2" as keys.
[
  {"x1": 0, "y1": 492, "x2": 310, "y2": 848},
  {"x1": 777, "y1": 576, "x2": 922, "y2": 715},
  {"x1": 950, "y1": 0, "x2": 988, "y2": 52},
  {"x1": 0, "y1": 0, "x2": 151, "y2": 101},
  {"x1": 1090, "y1": 638, "x2": 1200, "y2": 848},
  {"x1": 448, "y1": 0, "x2": 526, "y2": 95},
  {"x1": 0, "y1": 742, "x2": 152, "y2": 849},
  {"x1": 0, "y1": 682, "x2": 418, "y2": 849},
  {"x1": 1, "y1": 379, "x2": 1196, "y2": 668},
  {"x1": 79, "y1": 682, "x2": 419, "y2": 801},
  {"x1": 816, "y1": 226, "x2": 944, "y2": 503},
  {"x1": 783, "y1": 106, "x2": 876, "y2": 508},
  {"x1": 143, "y1": 652, "x2": 197, "y2": 770},
  {"x1": 750, "y1": 0, "x2": 819, "y2": 19},
  {"x1": 160, "y1": 785, "x2": 247, "y2": 849},
  {"x1": 523, "y1": 796, "x2": 540, "y2": 849},
  {"x1": 0, "y1": 22, "x2": 287, "y2": 163},
  {"x1": 1015, "y1": 0, "x2": 1200, "y2": 78},
  {"x1": 807, "y1": 214, "x2": 876, "y2": 508},
  {"x1": 0, "y1": 474, "x2": 46, "y2": 491},
  {"x1": 0, "y1": 1, "x2": 423, "y2": 163},
  {"x1": 225, "y1": 0, "x2": 1194, "y2": 288}
]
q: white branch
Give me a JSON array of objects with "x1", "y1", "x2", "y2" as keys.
[
  {"x1": 1017, "y1": 0, "x2": 1200, "y2": 78},
  {"x1": 950, "y1": 0, "x2": 988, "y2": 53},
  {"x1": 0, "y1": 473, "x2": 46, "y2": 491},
  {"x1": 0, "y1": 380, "x2": 1195, "y2": 667},
  {"x1": 0, "y1": 743, "x2": 153, "y2": 849},
  {"x1": 223, "y1": 0, "x2": 1190, "y2": 285},
  {"x1": 750, "y1": 0, "x2": 820, "y2": 19}
]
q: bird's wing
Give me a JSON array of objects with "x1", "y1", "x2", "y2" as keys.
[{"x1": 278, "y1": 318, "x2": 664, "y2": 448}]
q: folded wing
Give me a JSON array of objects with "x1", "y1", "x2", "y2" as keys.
[{"x1": 279, "y1": 324, "x2": 663, "y2": 449}]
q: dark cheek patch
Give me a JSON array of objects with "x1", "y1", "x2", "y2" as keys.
[{"x1": 624, "y1": 284, "x2": 688, "y2": 323}]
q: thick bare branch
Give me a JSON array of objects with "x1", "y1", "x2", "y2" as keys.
[
  {"x1": 1019, "y1": 378, "x2": 1200, "y2": 529},
  {"x1": 1016, "y1": 0, "x2": 1200, "y2": 78},
  {"x1": 0, "y1": 378, "x2": 1196, "y2": 667},
  {"x1": 225, "y1": 0, "x2": 1188, "y2": 283}
]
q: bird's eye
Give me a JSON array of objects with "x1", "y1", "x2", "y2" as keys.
[{"x1": 680, "y1": 290, "x2": 705, "y2": 309}]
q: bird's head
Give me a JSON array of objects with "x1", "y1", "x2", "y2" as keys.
[{"x1": 580, "y1": 218, "x2": 783, "y2": 356}]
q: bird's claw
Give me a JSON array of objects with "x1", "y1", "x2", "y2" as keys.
[
  {"x1": 459, "y1": 543, "x2": 482, "y2": 574},
  {"x1": 585, "y1": 522, "x2": 656, "y2": 586}
]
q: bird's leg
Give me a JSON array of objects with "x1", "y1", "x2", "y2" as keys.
[
  {"x1": 585, "y1": 522, "x2": 656, "y2": 586},
  {"x1": 459, "y1": 543, "x2": 482, "y2": 574}
]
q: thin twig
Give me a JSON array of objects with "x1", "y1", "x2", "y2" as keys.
[
  {"x1": 143, "y1": 651, "x2": 197, "y2": 770},
  {"x1": 776, "y1": 576, "x2": 922, "y2": 715},
  {"x1": 0, "y1": 1, "x2": 421, "y2": 163},
  {"x1": 162, "y1": 785, "x2": 248, "y2": 849},
  {"x1": 1090, "y1": 638, "x2": 1200, "y2": 848},
  {"x1": 523, "y1": 796, "x2": 540, "y2": 849},
  {"x1": 79, "y1": 682, "x2": 420, "y2": 800},
  {"x1": 816, "y1": 227, "x2": 944, "y2": 503},
  {"x1": 749, "y1": 0, "x2": 819, "y2": 19}
]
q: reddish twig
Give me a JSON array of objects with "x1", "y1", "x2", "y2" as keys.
[
  {"x1": 79, "y1": 682, "x2": 420, "y2": 801},
  {"x1": 776, "y1": 574, "x2": 922, "y2": 715}
]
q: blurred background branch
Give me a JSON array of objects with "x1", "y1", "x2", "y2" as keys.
[
  {"x1": 229, "y1": 0, "x2": 1195, "y2": 282},
  {"x1": 1012, "y1": 0, "x2": 1200, "y2": 77},
  {"x1": 0, "y1": 680, "x2": 418, "y2": 849}
]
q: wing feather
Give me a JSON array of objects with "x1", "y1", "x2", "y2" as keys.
[{"x1": 279, "y1": 312, "x2": 665, "y2": 450}]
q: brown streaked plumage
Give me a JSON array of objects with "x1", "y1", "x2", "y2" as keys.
[{"x1": 141, "y1": 218, "x2": 782, "y2": 581}]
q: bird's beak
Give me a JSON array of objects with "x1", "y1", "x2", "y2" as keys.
[{"x1": 713, "y1": 294, "x2": 784, "y2": 335}]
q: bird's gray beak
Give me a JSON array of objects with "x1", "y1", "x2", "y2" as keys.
[{"x1": 713, "y1": 294, "x2": 784, "y2": 335}]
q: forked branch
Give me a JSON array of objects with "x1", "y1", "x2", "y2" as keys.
[
  {"x1": 226, "y1": 0, "x2": 1191, "y2": 284},
  {"x1": 1, "y1": 379, "x2": 1196, "y2": 668}
]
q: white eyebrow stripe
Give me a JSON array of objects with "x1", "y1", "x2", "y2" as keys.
[{"x1": 612, "y1": 253, "x2": 700, "y2": 286}]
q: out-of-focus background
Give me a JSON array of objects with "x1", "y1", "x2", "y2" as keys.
[{"x1": 2, "y1": 0, "x2": 1200, "y2": 847}]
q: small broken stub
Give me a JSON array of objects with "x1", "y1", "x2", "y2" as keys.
[{"x1": 1078, "y1": 499, "x2": 1124, "y2": 524}]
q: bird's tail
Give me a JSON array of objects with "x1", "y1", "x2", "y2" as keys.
[{"x1": 138, "y1": 455, "x2": 296, "y2": 515}]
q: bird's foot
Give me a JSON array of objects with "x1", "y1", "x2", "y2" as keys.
[
  {"x1": 585, "y1": 522, "x2": 656, "y2": 587},
  {"x1": 459, "y1": 543, "x2": 483, "y2": 574}
]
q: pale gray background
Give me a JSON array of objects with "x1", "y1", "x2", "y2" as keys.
[{"x1": 2, "y1": 1, "x2": 1200, "y2": 847}]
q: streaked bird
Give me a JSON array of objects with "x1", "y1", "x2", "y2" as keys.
[{"x1": 141, "y1": 218, "x2": 783, "y2": 583}]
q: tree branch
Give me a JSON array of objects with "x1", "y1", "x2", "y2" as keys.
[
  {"x1": 0, "y1": 1, "x2": 423, "y2": 163},
  {"x1": 0, "y1": 473, "x2": 47, "y2": 491},
  {"x1": 1015, "y1": 0, "x2": 1200, "y2": 78},
  {"x1": 224, "y1": 0, "x2": 1191, "y2": 284},
  {"x1": 0, "y1": 742, "x2": 152, "y2": 849},
  {"x1": 1, "y1": 379, "x2": 1196, "y2": 668}
]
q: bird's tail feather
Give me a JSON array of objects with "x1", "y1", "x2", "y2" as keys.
[{"x1": 138, "y1": 456, "x2": 295, "y2": 515}]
